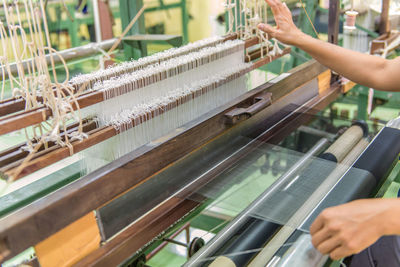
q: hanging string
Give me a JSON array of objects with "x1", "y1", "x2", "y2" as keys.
[
  {"x1": 0, "y1": 0, "x2": 87, "y2": 182},
  {"x1": 298, "y1": 0, "x2": 320, "y2": 39}
]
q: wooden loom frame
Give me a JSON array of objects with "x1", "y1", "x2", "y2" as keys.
[
  {"x1": 0, "y1": 0, "x2": 359, "y2": 263},
  {"x1": 0, "y1": 59, "x2": 339, "y2": 264},
  {"x1": 0, "y1": 35, "x2": 291, "y2": 181}
]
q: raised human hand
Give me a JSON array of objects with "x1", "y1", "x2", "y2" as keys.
[{"x1": 257, "y1": 0, "x2": 305, "y2": 46}]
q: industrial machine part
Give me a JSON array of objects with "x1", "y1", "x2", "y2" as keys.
[{"x1": 185, "y1": 122, "x2": 370, "y2": 267}]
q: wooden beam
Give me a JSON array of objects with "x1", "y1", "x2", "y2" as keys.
[
  {"x1": 328, "y1": 0, "x2": 340, "y2": 45},
  {"x1": 370, "y1": 31, "x2": 400, "y2": 55},
  {"x1": 380, "y1": 0, "x2": 390, "y2": 35},
  {"x1": 75, "y1": 197, "x2": 200, "y2": 267},
  {"x1": 251, "y1": 47, "x2": 291, "y2": 69},
  {"x1": 0, "y1": 98, "x2": 25, "y2": 117},
  {"x1": 0, "y1": 120, "x2": 96, "y2": 169},
  {"x1": 35, "y1": 212, "x2": 101, "y2": 267},
  {"x1": 1, "y1": 126, "x2": 114, "y2": 180},
  {"x1": 328, "y1": 0, "x2": 340, "y2": 84}
]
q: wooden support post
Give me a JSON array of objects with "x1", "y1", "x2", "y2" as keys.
[
  {"x1": 328, "y1": 0, "x2": 340, "y2": 84},
  {"x1": 328, "y1": 0, "x2": 340, "y2": 45},
  {"x1": 98, "y1": 0, "x2": 115, "y2": 67},
  {"x1": 380, "y1": 0, "x2": 390, "y2": 35},
  {"x1": 98, "y1": 0, "x2": 114, "y2": 40}
]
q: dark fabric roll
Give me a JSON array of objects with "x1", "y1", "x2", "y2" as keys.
[
  {"x1": 301, "y1": 168, "x2": 376, "y2": 229},
  {"x1": 319, "y1": 152, "x2": 338, "y2": 163},
  {"x1": 302, "y1": 126, "x2": 400, "y2": 229},
  {"x1": 220, "y1": 218, "x2": 280, "y2": 266},
  {"x1": 353, "y1": 127, "x2": 400, "y2": 185},
  {"x1": 352, "y1": 120, "x2": 369, "y2": 137}
]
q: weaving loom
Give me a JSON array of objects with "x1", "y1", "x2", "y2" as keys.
[{"x1": 0, "y1": 0, "x2": 399, "y2": 266}]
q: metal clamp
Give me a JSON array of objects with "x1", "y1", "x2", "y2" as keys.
[{"x1": 225, "y1": 92, "x2": 272, "y2": 125}]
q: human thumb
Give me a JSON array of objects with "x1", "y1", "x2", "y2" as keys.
[{"x1": 257, "y1": 23, "x2": 277, "y2": 37}]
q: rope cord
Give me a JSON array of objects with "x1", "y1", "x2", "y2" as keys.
[
  {"x1": 0, "y1": 0, "x2": 87, "y2": 182},
  {"x1": 298, "y1": 0, "x2": 320, "y2": 39}
]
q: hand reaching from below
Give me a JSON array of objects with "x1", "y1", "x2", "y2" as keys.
[{"x1": 310, "y1": 198, "x2": 400, "y2": 260}]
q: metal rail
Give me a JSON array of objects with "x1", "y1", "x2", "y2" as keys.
[{"x1": 2, "y1": 39, "x2": 118, "y2": 80}]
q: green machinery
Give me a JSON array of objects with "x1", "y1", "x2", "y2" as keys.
[
  {"x1": 44, "y1": 0, "x2": 189, "y2": 59},
  {"x1": 118, "y1": 0, "x2": 189, "y2": 60}
]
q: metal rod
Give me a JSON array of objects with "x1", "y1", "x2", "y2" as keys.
[
  {"x1": 328, "y1": 0, "x2": 340, "y2": 44},
  {"x1": 2, "y1": 39, "x2": 119, "y2": 80},
  {"x1": 146, "y1": 222, "x2": 190, "y2": 260},
  {"x1": 92, "y1": 0, "x2": 104, "y2": 68},
  {"x1": 92, "y1": 0, "x2": 102, "y2": 43},
  {"x1": 163, "y1": 238, "x2": 188, "y2": 247},
  {"x1": 298, "y1": 126, "x2": 336, "y2": 140}
]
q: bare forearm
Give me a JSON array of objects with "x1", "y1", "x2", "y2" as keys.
[
  {"x1": 295, "y1": 34, "x2": 400, "y2": 91},
  {"x1": 258, "y1": 0, "x2": 400, "y2": 92},
  {"x1": 380, "y1": 198, "x2": 400, "y2": 236}
]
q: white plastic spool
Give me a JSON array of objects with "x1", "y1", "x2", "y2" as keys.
[{"x1": 344, "y1": 10, "x2": 358, "y2": 31}]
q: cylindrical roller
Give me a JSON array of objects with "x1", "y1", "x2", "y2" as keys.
[
  {"x1": 353, "y1": 126, "x2": 400, "y2": 185},
  {"x1": 271, "y1": 126, "x2": 400, "y2": 267},
  {"x1": 321, "y1": 121, "x2": 368, "y2": 163},
  {"x1": 209, "y1": 256, "x2": 236, "y2": 267},
  {"x1": 198, "y1": 124, "x2": 369, "y2": 267},
  {"x1": 249, "y1": 138, "x2": 370, "y2": 267},
  {"x1": 187, "y1": 123, "x2": 368, "y2": 267},
  {"x1": 276, "y1": 234, "x2": 327, "y2": 267},
  {"x1": 209, "y1": 218, "x2": 280, "y2": 267},
  {"x1": 248, "y1": 135, "x2": 370, "y2": 267}
]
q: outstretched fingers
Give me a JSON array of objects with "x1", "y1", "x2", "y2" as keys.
[
  {"x1": 281, "y1": 2, "x2": 293, "y2": 18},
  {"x1": 264, "y1": 0, "x2": 292, "y2": 29},
  {"x1": 261, "y1": 0, "x2": 301, "y2": 45},
  {"x1": 265, "y1": 0, "x2": 287, "y2": 16},
  {"x1": 260, "y1": 0, "x2": 284, "y2": 37}
]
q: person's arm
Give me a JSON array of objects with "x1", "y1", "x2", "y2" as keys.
[
  {"x1": 258, "y1": 0, "x2": 400, "y2": 92},
  {"x1": 309, "y1": 198, "x2": 400, "y2": 260}
]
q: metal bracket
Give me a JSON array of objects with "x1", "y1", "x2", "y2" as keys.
[{"x1": 225, "y1": 92, "x2": 272, "y2": 125}]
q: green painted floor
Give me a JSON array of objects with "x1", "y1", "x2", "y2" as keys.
[
  {"x1": 148, "y1": 244, "x2": 187, "y2": 267},
  {"x1": 385, "y1": 182, "x2": 400, "y2": 198}
]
